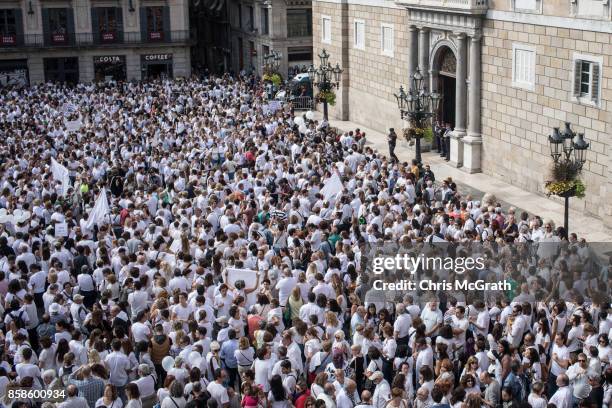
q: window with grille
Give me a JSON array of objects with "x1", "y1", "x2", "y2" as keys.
[
  {"x1": 261, "y1": 8, "x2": 269, "y2": 35},
  {"x1": 512, "y1": 44, "x2": 536, "y2": 91},
  {"x1": 381, "y1": 24, "x2": 393, "y2": 57},
  {"x1": 287, "y1": 9, "x2": 312, "y2": 37},
  {"x1": 146, "y1": 7, "x2": 163, "y2": 32},
  {"x1": 321, "y1": 16, "x2": 331, "y2": 44},
  {"x1": 572, "y1": 54, "x2": 601, "y2": 106},
  {"x1": 354, "y1": 20, "x2": 365, "y2": 50},
  {"x1": 0, "y1": 10, "x2": 16, "y2": 35}
]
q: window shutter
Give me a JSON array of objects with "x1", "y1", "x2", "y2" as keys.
[
  {"x1": 591, "y1": 63, "x2": 600, "y2": 103},
  {"x1": 42, "y1": 8, "x2": 50, "y2": 46},
  {"x1": 116, "y1": 7, "x2": 124, "y2": 43},
  {"x1": 91, "y1": 8, "x2": 99, "y2": 43},
  {"x1": 66, "y1": 8, "x2": 75, "y2": 45},
  {"x1": 573, "y1": 59, "x2": 581, "y2": 96},
  {"x1": 139, "y1": 7, "x2": 147, "y2": 42},
  {"x1": 14, "y1": 8, "x2": 23, "y2": 45},
  {"x1": 162, "y1": 6, "x2": 170, "y2": 40}
]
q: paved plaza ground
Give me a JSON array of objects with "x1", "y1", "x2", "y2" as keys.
[{"x1": 312, "y1": 112, "x2": 612, "y2": 242}]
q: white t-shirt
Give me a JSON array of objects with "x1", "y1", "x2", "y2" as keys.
[
  {"x1": 550, "y1": 344, "x2": 570, "y2": 376},
  {"x1": 207, "y1": 381, "x2": 229, "y2": 406}
]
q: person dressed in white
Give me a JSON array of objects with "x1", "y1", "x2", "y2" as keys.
[
  {"x1": 548, "y1": 374, "x2": 572, "y2": 408},
  {"x1": 370, "y1": 372, "x2": 390, "y2": 408}
]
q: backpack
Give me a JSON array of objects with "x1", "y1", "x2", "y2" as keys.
[{"x1": 11, "y1": 310, "x2": 26, "y2": 330}]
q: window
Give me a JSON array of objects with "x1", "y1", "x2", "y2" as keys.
[
  {"x1": 354, "y1": 19, "x2": 365, "y2": 49},
  {"x1": 287, "y1": 9, "x2": 312, "y2": 37},
  {"x1": 0, "y1": 10, "x2": 16, "y2": 35},
  {"x1": 146, "y1": 7, "x2": 163, "y2": 32},
  {"x1": 48, "y1": 8, "x2": 68, "y2": 34},
  {"x1": 512, "y1": 44, "x2": 536, "y2": 91},
  {"x1": 247, "y1": 6, "x2": 254, "y2": 31},
  {"x1": 321, "y1": 16, "x2": 331, "y2": 44},
  {"x1": 514, "y1": 0, "x2": 538, "y2": 11},
  {"x1": 261, "y1": 8, "x2": 269, "y2": 35},
  {"x1": 381, "y1": 24, "x2": 393, "y2": 57},
  {"x1": 573, "y1": 54, "x2": 602, "y2": 105}
]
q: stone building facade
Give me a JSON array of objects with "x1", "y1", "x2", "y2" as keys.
[
  {"x1": 228, "y1": 0, "x2": 313, "y2": 78},
  {"x1": 312, "y1": 0, "x2": 612, "y2": 226},
  {"x1": 0, "y1": 0, "x2": 192, "y2": 85}
]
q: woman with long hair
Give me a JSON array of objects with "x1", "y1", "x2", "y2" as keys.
[
  {"x1": 268, "y1": 374, "x2": 290, "y2": 408},
  {"x1": 124, "y1": 383, "x2": 142, "y2": 408}
]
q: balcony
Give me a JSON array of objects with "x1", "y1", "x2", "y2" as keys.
[
  {"x1": 395, "y1": 0, "x2": 487, "y2": 14},
  {"x1": 0, "y1": 30, "x2": 193, "y2": 49},
  {"x1": 287, "y1": 22, "x2": 312, "y2": 38}
]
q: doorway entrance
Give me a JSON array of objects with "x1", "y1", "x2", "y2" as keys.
[
  {"x1": 435, "y1": 47, "x2": 457, "y2": 128},
  {"x1": 439, "y1": 74, "x2": 455, "y2": 127}
]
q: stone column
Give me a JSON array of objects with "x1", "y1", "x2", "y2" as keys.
[
  {"x1": 450, "y1": 32, "x2": 467, "y2": 168},
  {"x1": 407, "y1": 25, "x2": 418, "y2": 87},
  {"x1": 418, "y1": 27, "x2": 429, "y2": 89},
  {"x1": 464, "y1": 34, "x2": 482, "y2": 173}
]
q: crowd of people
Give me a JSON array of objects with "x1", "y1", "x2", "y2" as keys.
[{"x1": 0, "y1": 74, "x2": 609, "y2": 408}]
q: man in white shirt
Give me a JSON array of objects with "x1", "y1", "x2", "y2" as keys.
[
  {"x1": 132, "y1": 310, "x2": 152, "y2": 343},
  {"x1": 336, "y1": 379, "x2": 358, "y2": 408},
  {"x1": 127, "y1": 281, "x2": 149, "y2": 320},
  {"x1": 275, "y1": 268, "x2": 297, "y2": 307},
  {"x1": 451, "y1": 306, "x2": 469, "y2": 351},
  {"x1": 104, "y1": 339, "x2": 131, "y2": 392},
  {"x1": 420, "y1": 301, "x2": 443, "y2": 337},
  {"x1": 393, "y1": 304, "x2": 412, "y2": 344},
  {"x1": 207, "y1": 368, "x2": 230, "y2": 408},
  {"x1": 370, "y1": 371, "x2": 390, "y2": 408},
  {"x1": 549, "y1": 332, "x2": 570, "y2": 395},
  {"x1": 548, "y1": 374, "x2": 572, "y2": 408}
]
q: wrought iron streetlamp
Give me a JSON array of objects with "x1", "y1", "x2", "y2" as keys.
[
  {"x1": 262, "y1": 50, "x2": 281, "y2": 75},
  {"x1": 547, "y1": 122, "x2": 589, "y2": 235},
  {"x1": 394, "y1": 69, "x2": 441, "y2": 164},
  {"x1": 307, "y1": 49, "x2": 342, "y2": 121}
]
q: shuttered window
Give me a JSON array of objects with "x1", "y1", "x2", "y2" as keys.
[
  {"x1": 381, "y1": 24, "x2": 393, "y2": 57},
  {"x1": 321, "y1": 16, "x2": 331, "y2": 44},
  {"x1": 512, "y1": 44, "x2": 536, "y2": 90},
  {"x1": 573, "y1": 56, "x2": 601, "y2": 105},
  {"x1": 354, "y1": 20, "x2": 365, "y2": 50}
]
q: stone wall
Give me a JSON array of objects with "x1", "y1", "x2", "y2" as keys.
[
  {"x1": 480, "y1": 19, "x2": 612, "y2": 220},
  {"x1": 312, "y1": 1, "x2": 408, "y2": 132}
]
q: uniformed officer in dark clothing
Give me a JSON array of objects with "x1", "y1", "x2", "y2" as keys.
[{"x1": 388, "y1": 128, "x2": 399, "y2": 162}]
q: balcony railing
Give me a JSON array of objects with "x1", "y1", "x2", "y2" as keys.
[
  {"x1": 287, "y1": 22, "x2": 312, "y2": 38},
  {"x1": 395, "y1": 0, "x2": 487, "y2": 12},
  {"x1": 0, "y1": 30, "x2": 192, "y2": 48}
]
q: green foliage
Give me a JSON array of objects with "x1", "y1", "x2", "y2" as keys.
[
  {"x1": 316, "y1": 91, "x2": 336, "y2": 106},
  {"x1": 423, "y1": 127, "x2": 433, "y2": 143},
  {"x1": 263, "y1": 73, "x2": 282, "y2": 87}
]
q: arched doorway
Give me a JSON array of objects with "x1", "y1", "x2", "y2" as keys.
[{"x1": 432, "y1": 46, "x2": 456, "y2": 128}]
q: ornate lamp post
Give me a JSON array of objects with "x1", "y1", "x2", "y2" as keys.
[
  {"x1": 394, "y1": 69, "x2": 441, "y2": 164},
  {"x1": 307, "y1": 49, "x2": 342, "y2": 121},
  {"x1": 547, "y1": 122, "x2": 589, "y2": 235},
  {"x1": 262, "y1": 50, "x2": 281, "y2": 75}
]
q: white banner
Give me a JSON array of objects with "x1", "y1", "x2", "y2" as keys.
[
  {"x1": 55, "y1": 222, "x2": 68, "y2": 237},
  {"x1": 65, "y1": 117, "x2": 83, "y2": 132},
  {"x1": 85, "y1": 187, "x2": 110, "y2": 230},
  {"x1": 320, "y1": 172, "x2": 343, "y2": 202},
  {"x1": 50, "y1": 158, "x2": 71, "y2": 196},
  {"x1": 226, "y1": 268, "x2": 260, "y2": 308}
]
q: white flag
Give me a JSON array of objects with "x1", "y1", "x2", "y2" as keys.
[
  {"x1": 50, "y1": 158, "x2": 71, "y2": 196},
  {"x1": 86, "y1": 188, "x2": 110, "y2": 230},
  {"x1": 320, "y1": 173, "x2": 343, "y2": 202}
]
